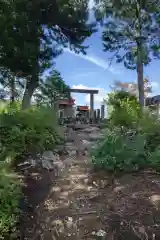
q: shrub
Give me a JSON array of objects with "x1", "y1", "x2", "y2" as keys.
[
  {"x1": 0, "y1": 104, "x2": 62, "y2": 238},
  {"x1": 0, "y1": 162, "x2": 21, "y2": 239},
  {"x1": 148, "y1": 148, "x2": 160, "y2": 170},
  {"x1": 0, "y1": 105, "x2": 61, "y2": 164},
  {"x1": 0, "y1": 101, "x2": 21, "y2": 114},
  {"x1": 91, "y1": 129, "x2": 147, "y2": 172},
  {"x1": 138, "y1": 112, "x2": 160, "y2": 152},
  {"x1": 92, "y1": 100, "x2": 160, "y2": 173},
  {"x1": 108, "y1": 91, "x2": 141, "y2": 128}
]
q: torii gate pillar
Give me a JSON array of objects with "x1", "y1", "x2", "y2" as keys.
[{"x1": 90, "y1": 93, "x2": 94, "y2": 119}]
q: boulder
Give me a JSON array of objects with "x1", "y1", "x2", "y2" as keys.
[
  {"x1": 41, "y1": 151, "x2": 60, "y2": 170},
  {"x1": 82, "y1": 127, "x2": 100, "y2": 133},
  {"x1": 42, "y1": 151, "x2": 59, "y2": 161},
  {"x1": 89, "y1": 133, "x2": 104, "y2": 141},
  {"x1": 68, "y1": 150, "x2": 77, "y2": 156}
]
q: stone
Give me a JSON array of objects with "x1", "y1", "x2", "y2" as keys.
[
  {"x1": 82, "y1": 127, "x2": 100, "y2": 133},
  {"x1": 96, "y1": 229, "x2": 107, "y2": 238},
  {"x1": 42, "y1": 151, "x2": 53, "y2": 159},
  {"x1": 65, "y1": 216, "x2": 74, "y2": 229},
  {"x1": 68, "y1": 150, "x2": 77, "y2": 156},
  {"x1": 52, "y1": 219, "x2": 65, "y2": 233},
  {"x1": 63, "y1": 157, "x2": 73, "y2": 168},
  {"x1": 77, "y1": 133, "x2": 89, "y2": 139},
  {"x1": 53, "y1": 161, "x2": 66, "y2": 176},
  {"x1": 41, "y1": 151, "x2": 60, "y2": 170},
  {"x1": 82, "y1": 140, "x2": 92, "y2": 146},
  {"x1": 89, "y1": 133, "x2": 104, "y2": 141},
  {"x1": 30, "y1": 159, "x2": 36, "y2": 166},
  {"x1": 66, "y1": 143, "x2": 78, "y2": 151},
  {"x1": 41, "y1": 160, "x2": 53, "y2": 170}
]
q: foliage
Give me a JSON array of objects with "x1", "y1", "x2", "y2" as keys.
[
  {"x1": 0, "y1": 162, "x2": 21, "y2": 239},
  {"x1": 148, "y1": 147, "x2": 160, "y2": 170},
  {"x1": 0, "y1": 69, "x2": 24, "y2": 103},
  {"x1": 91, "y1": 129, "x2": 147, "y2": 172},
  {"x1": 34, "y1": 70, "x2": 71, "y2": 106},
  {"x1": 0, "y1": 105, "x2": 61, "y2": 164},
  {"x1": 92, "y1": 91, "x2": 160, "y2": 173},
  {"x1": 0, "y1": 0, "x2": 95, "y2": 76},
  {"x1": 108, "y1": 91, "x2": 138, "y2": 108},
  {"x1": 107, "y1": 91, "x2": 141, "y2": 128},
  {"x1": 0, "y1": 103, "x2": 62, "y2": 238},
  {"x1": 94, "y1": 0, "x2": 160, "y2": 105},
  {"x1": 0, "y1": 0, "x2": 96, "y2": 108},
  {"x1": 0, "y1": 101, "x2": 21, "y2": 114},
  {"x1": 139, "y1": 112, "x2": 160, "y2": 152}
]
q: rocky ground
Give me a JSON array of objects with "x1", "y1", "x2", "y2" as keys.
[{"x1": 19, "y1": 124, "x2": 160, "y2": 240}]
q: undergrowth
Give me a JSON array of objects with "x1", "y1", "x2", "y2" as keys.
[
  {"x1": 91, "y1": 91, "x2": 160, "y2": 173},
  {"x1": 0, "y1": 103, "x2": 60, "y2": 238},
  {"x1": 0, "y1": 162, "x2": 21, "y2": 239}
]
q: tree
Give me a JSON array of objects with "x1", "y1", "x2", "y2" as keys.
[
  {"x1": 0, "y1": 0, "x2": 96, "y2": 109},
  {"x1": 107, "y1": 90, "x2": 141, "y2": 128},
  {"x1": 113, "y1": 78, "x2": 152, "y2": 98},
  {"x1": 0, "y1": 68, "x2": 24, "y2": 103},
  {"x1": 34, "y1": 70, "x2": 71, "y2": 106},
  {"x1": 94, "y1": 0, "x2": 160, "y2": 106}
]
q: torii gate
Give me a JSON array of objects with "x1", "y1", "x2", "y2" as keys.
[{"x1": 69, "y1": 88, "x2": 99, "y2": 119}]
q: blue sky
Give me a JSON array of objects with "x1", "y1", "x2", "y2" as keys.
[{"x1": 55, "y1": 11, "x2": 160, "y2": 108}]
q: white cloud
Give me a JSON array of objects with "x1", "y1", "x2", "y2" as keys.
[
  {"x1": 64, "y1": 48, "x2": 120, "y2": 74},
  {"x1": 148, "y1": 81, "x2": 160, "y2": 97},
  {"x1": 88, "y1": 0, "x2": 94, "y2": 9},
  {"x1": 72, "y1": 84, "x2": 107, "y2": 106},
  {"x1": 151, "y1": 81, "x2": 159, "y2": 88}
]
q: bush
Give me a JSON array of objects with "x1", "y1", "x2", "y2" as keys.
[
  {"x1": 138, "y1": 112, "x2": 160, "y2": 152},
  {"x1": 0, "y1": 162, "x2": 21, "y2": 239},
  {"x1": 91, "y1": 129, "x2": 148, "y2": 172},
  {"x1": 0, "y1": 105, "x2": 61, "y2": 164},
  {"x1": 0, "y1": 104, "x2": 61, "y2": 238},
  {"x1": 92, "y1": 93, "x2": 160, "y2": 173},
  {"x1": 108, "y1": 91, "x2": 141, "y2": 128},
  {"x1": 148, "y1": 148, "x2": 160, "y2": 170}
]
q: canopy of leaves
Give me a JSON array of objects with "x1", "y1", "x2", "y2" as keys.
[
  {"x1": 0, "y1": 0, "x2": 96, "y2": 77},
  {"x1": 0, "y1": 68, "x2": 24, "y2": 101},
  {"x1": 108, "y1": 90, "x2": 141, "y2": 127},
  {"x1": 94, "y1": 0, "x2": 160, "y2": 69},
  {"x1": 34, "y1": 70, "x2": 71, "y2": 106},
  {"x1": 108, "y1": 91, "x2": 138, "y2": 107}
]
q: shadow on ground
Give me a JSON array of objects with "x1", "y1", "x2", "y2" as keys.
[{"x1": 18, "y1": 162, "x2": 160, "y2": 240}]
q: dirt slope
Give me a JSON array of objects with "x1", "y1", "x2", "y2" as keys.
[{"x1": 19, "y1": 125, "x2": 160, "y2": 240}]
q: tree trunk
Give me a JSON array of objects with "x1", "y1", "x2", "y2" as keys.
[
  {"x1": 137, "y1": 41, "x2": 144, "y2": 107},
  {"x1": 21, "y1": 76, "x2": 38, "y2": 109},
  {"x1": 10, "y1": 76, "x2": 15, "y2": 104},
  {"x1": 135, "y1": 0, "x2": 144, "y2": 107},
  {"x1": 21, "y1": 31, "x2": 40, "y2": 110}
]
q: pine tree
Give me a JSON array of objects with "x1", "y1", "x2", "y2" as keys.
[
  {"x1": 94, "y1": 0, "x2": 160, "y2": 106},
  {"x1": 34, "y1": 70, "x2": 70, "y2": 106},
  {"x1": 0, "y1": 0, "x2": 96, "y2": 108}
]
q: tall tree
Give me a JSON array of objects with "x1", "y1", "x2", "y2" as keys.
[
  {"x1": 34, "y1": 70, "x2": 71, "y2": 106},
  {"x1": 94, "y1": 0, "x2": 160, "y2": 106},
  {"x1": 0, "y1": 68, "x2": 24, "y2": 103},
  {"x1": 0, "y1": 0, "x2": 96, "y2": 109}
]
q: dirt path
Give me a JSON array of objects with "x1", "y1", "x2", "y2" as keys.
[{"x1": 19, "y1": 125, "x2": 160, "y2": 240}]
